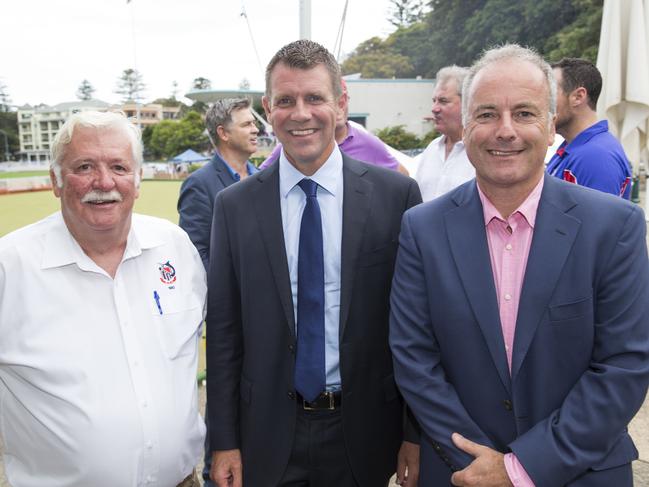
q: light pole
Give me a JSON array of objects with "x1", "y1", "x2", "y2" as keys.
[{"x1": 0, "y1": 129, "x2": 10, "y2": 162}]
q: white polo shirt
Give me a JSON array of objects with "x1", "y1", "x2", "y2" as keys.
[
  {"x1": 0, "y1": 212, "x2": 206, "y2": 487},
  {"x1": 414, "y1": 135, "x2": 475, "y2": 202}
]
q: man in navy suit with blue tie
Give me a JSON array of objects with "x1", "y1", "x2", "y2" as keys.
[
  {"x1": 205, "y1": 40, "x2": 421, "y2": 487},
  {"x1": 390, "y1": 44, "x2": 649, "y2": 487},
  {"x1": 178, "y1": 98, "x2": 259, "y2": 270}
]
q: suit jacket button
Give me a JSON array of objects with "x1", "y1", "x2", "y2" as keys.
[
  {"x1": 288, "y1": 344, "x2": 295, "y2": 354},
  {"x1": 503, "y1": 399, "x2": 513, "y2": 411},
  {"x1": 288, "y1": 391, "x2": 296, "y2": 400}
]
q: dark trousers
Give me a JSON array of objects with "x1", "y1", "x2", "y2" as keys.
[{"x1": 277, "y1": 405, "x2": 362, "y2": 487}]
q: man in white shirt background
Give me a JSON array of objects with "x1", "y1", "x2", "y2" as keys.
[
  {"x1": 0, "y1": 111, "x2": 206, "y2": 487},
  {"x1": 415, "y1": 65, "x2": 475, "y2": 201}
]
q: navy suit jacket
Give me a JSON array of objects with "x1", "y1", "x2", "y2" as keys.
[
  {"x1": 390, "y1": 175, "x2": 649, "y2": 487},
  {"x1": 206, "y1": 155, "x2": 422, "y2": 487},
  {"x1": 178, "y1": 153, "x2": 239, "y2": 269}
]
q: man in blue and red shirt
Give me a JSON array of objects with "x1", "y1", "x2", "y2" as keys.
[{"x1": 547, "y1": 58, "x2": 632, "y2": 199}]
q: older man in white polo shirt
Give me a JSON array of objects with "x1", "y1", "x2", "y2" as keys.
[{"x1": 0, "y1": 111, "x2": 206, "y2": 487}]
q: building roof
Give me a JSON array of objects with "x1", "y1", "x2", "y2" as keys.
[{"x1": 184, "y1": 88, "x2": 264, "y2": 104}]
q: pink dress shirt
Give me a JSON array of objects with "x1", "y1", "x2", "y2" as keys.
[{"x1": 477, "y1": 177, "x2": 545, "y2": 487}]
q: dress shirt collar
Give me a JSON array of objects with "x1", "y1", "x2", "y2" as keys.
[
  {"x1": 215, "y1": 149, "x2": 258, "y2": 181},
  {"x1": 477, "y1": 176, "x2": 544, "y2": 228},
  {"x1": 41, "y1": 212, "x2": 164, "y2": 271},
  {"x1": 279, "y1": 144, "x2": 343, "y2": 198},
  {"x1": 436, "y1": 134, "x2": 465, "y2": 152}
]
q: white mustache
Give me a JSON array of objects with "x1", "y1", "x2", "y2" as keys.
[{"x1": 81, "y1": 190, "x2": 123, "y2": 203}]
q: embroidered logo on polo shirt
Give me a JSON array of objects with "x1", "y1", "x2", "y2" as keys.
[{"x1": 158, "y1": 261, "x2": 177, "y2": 285}]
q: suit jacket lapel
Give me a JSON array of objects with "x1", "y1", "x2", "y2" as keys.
[
  {"x1": 511, "y1": 176, "x2": 580, "y2": 380},
  {"x1": 212, "y1": 154, "x2": 236, "y2": 189},
  {"x1": 339, "y1": 156, "x2": 372, "y2": 338},
  {"x1": 251, "y1": 164, "x2": 296, "y2": 337},
  {"x1": 446, "y1": 182, "x2": 512, "y2": 394}
]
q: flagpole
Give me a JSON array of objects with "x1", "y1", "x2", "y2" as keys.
[{"x1": 128, "y1": 0, "x2": 141, "y2": 128}]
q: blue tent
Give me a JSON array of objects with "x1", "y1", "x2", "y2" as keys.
[{"x1": 170, "y1": 149, "x2": 210, "y2": 163}]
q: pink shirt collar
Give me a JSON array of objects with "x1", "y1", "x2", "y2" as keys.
[{"x1": 476, "y1": 176, "x2": 544, "y2": 228}]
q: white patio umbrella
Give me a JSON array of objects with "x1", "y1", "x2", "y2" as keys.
[{"x1": 597, "y1": 0, "x2": 649, "y2": 212}]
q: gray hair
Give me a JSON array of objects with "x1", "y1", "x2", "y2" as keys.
[
  {"x1": 50, "y1": 110, "x2": 143, "y2": 188},
  {"x1": 461, "y1": 44, "x2": 556, "y2": 126},
  {"x1": 205, "y1": 98, "x2": 252, "y2": 147},
  {"x1": 265, "y1": 39, "x2": 342, "y2": 100},
  {"x1": 435, "y1": 65, "x2": 470, "y2": 96}
]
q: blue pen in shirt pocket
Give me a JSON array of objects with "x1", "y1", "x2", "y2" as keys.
[{"x1": 153, "y1": 290, "x2": 163, "y2": 315}]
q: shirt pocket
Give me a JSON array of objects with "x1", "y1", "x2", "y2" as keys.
[{"x1": 151, "y1": 288, "x2": 203, "y2": 359}]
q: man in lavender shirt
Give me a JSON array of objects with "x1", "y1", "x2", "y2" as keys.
[
  {"x1": 260, "y1": 80, "x2": 409, "y2": 175},
  {"x1": 390, "y1": 44, "x2": 649, "y2": 487}
]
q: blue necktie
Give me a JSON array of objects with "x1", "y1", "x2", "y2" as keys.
[{"x1": 294, "y1": 178, "x2": 326, "y2": 402}]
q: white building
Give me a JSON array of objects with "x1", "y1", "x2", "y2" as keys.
[
  {"x1": 344, "y1": 77, "x2": 435, "y2": 138},
  {"x1": 17, "y1": 99, "x2": 111, "y2": 162}
]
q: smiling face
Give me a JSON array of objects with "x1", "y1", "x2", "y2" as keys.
[
  {"x1": 51, "y1": 126, "x2": 139, "y2": 245},
  {"x1": 463, "y1": 59, "x2": 555, "y2": 198},
  {"x1": 262, "y1": 62, "x2": 343, "y2": 175}
]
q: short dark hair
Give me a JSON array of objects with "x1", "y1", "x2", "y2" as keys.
[
  {"x1": 205, "y1": 98, "x2": 251, "y2": 147},
  {"x1": 265, "y1": 39, "x2": 342, "y2": 100},
  {"x1": 552, "y1": 58, "x2": 602, "y2": 110}
]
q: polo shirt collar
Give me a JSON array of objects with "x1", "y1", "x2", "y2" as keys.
[{"x1": 563, "y1": 120, "x2": 608, "y2": 156}]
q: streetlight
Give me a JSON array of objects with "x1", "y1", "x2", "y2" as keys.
[{"x1": 0, "y1": 129, "x2": 10, "y2": 162}]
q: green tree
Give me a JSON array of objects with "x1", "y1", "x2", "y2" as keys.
[
  {"x1": 147, "y1": 111, "x2": 209, "y2": 160},
  {"x1": 341, "y1": 37, "x2": 414, "y2": 78},
  {"x1": 115, "y1": 68, "x2": 146, "y2": 103},
  {"x1": 341, "y1": 0, "x2": 602, "y2": 79},
  {"x1": 388, "y1": 0, "x2": 426, "y2": 28},
  {"x1": 374, "y1": 125, "x2": 421, "y2": 150},
  {"x1": 0, "y1": 81, "x2": 11, "y2": 112},
  {"x1": 0, "y1": 111, "x2": 19, "y2": 159},
  {"x1": 545, "y1": 0, "x2": 603, "y2": 63},
  {"x1": 192, "y1": 77, "x2": 212, "y2": 90},
  {"x1": 76, "y1": 79, "x2": 95, "y2": 101}
]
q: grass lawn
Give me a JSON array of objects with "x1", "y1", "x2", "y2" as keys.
[
  {"x1": 0, "y1": 180, "x2": 182, "y2": 237},
  {"x1": 0, "y1": 171, "x2": 50, "y2": 179}
]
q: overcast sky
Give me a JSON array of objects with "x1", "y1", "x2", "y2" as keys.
[{"x1": 2, "y1": 0, "x2": 398, "y2": 107}]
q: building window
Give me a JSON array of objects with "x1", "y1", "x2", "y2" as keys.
[{"x1": 40, "y1": 122, "x2": 48, "y2": 130}]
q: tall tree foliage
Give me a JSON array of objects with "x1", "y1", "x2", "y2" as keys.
[
  {"x1": 76, "y1": 79, "x2": 96, "y2": 101},
  {"x1": 115, "y1": 68, "x2": 146, "y2": 103},
  {"x1": 341, "y1": 0, "x2": 603, "y2": 78},
  {"x1": 0, "y1": 81, "x2": 11, "y2": 112},
  {"x1": 192, "y1": 77, "x2": 212, "y2": 90},
  {"x1": 388, "y1": 0, "x2": 426, "y2": 28}
]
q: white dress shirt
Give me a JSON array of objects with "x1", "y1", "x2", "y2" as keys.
[
  {"x1": 279, "y1": 147, "x2": 343, "y2": 390},
  {"x1": 414, "y1": 135, "x2": 475, "y2": 201},
  {"x1": 0, "y1": 212, "x2": 206, "y2": 487}
]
